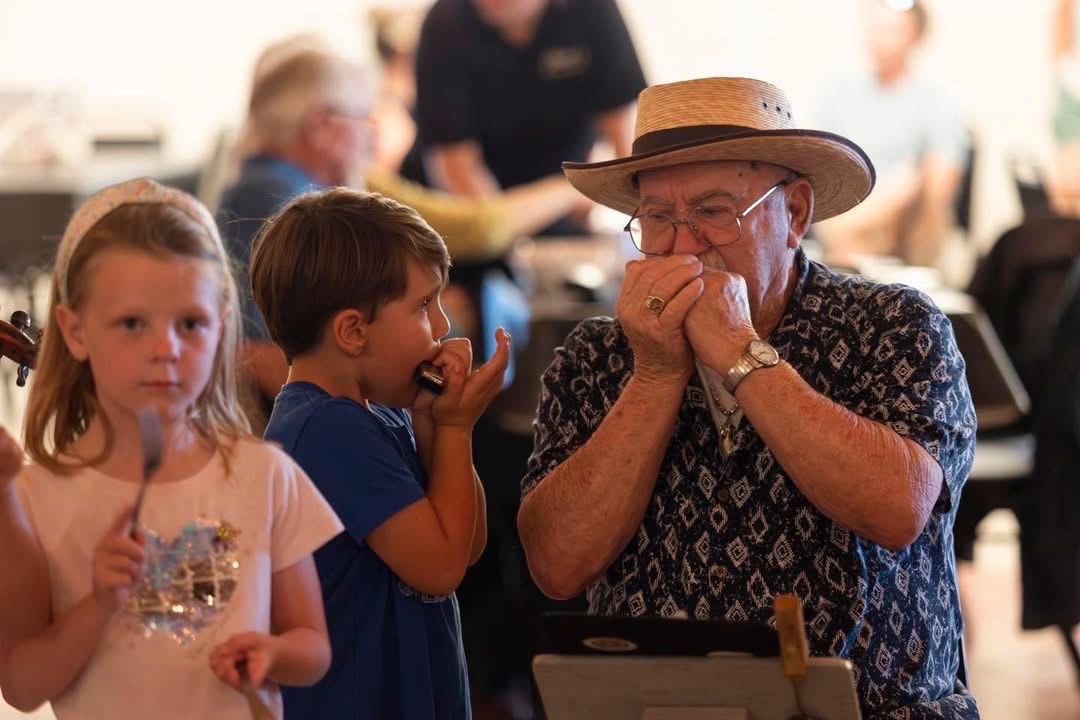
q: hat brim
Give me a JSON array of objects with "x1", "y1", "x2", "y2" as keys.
[{"x1": 563, "y1": 128, "x2": 876, "y2": 223}]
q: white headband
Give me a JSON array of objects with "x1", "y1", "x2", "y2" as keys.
[{"x1": 55, "y1": 177, "x2": 224, "y2": 304}]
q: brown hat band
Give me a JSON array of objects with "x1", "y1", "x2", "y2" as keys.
[{"x1": 633, "y1": 125, "x2": 756, "y2": 155}]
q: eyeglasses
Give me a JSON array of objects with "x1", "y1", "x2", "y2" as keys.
[
  {"x1": 323, "y1": 103, "x2": 372, "y2": 125},
  {"x1": 624, "y1": 180, "x2": 788, "y2": 256}
]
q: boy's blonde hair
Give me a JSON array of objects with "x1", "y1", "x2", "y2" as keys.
[
  {"x1": 250, "y1": 188, "x2": 450, "y2": 363},
  {"x1": 24, "y1": 180, "x2": 250, "y2": 473}
]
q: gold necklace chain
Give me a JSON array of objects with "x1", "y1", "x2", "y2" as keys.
[
  {"x1": 716, "y1": 401, "x2": 740, "y2": 417},
  {"x1": 715, "y1": 399, "x2": 741, "y2": 455}
]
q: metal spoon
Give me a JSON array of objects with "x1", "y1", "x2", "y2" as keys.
[{"x1": 129, "y1": 408, "x2": 162, "y2": 537}]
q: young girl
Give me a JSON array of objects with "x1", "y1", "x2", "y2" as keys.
[{"x1": 0, "y1": 178, "x2": 343, "y2": 719}]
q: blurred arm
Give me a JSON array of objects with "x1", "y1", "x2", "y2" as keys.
[
  {"x1": 424, "y1": 141, "x2": 501, "y2": 198},
  {"x1": 1054, "y1": 0, "x2": 1076, "y2": 62},
  {"x1": 596, "y1": 102, "x2": 637, "y2": 159},
  {"x1": 904, "y1": 154, "x2": 963, "y2": 267}
]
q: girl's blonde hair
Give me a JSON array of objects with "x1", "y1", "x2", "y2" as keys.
[{"x1": 24, "y1": 180, "x2": 250, "y2": 473}]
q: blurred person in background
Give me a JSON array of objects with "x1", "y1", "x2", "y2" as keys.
[
  {"x1": 1050, "y1": 0, "x2": 1080, "y2": 216},
  {"x1": 951, "y1": 0, "x2": 1080, "y2": 667},
  {"x1": 217, "y1": 36, "x2": 584, "y2": 431},
  {"x1": 409, "y1": 0, "x2": 646, "y2": 236},
  {"x1": 812, "y1": 0, "x2": 968, "y2": 270},
  {"x1": 368, "y1": 5, "x2": 431, "y2": 182}
]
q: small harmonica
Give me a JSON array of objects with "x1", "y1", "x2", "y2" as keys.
[{"x1": 416, "y1": 361, "x2": 446, "y2": 395}]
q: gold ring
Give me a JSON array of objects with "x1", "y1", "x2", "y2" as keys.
[{"x1": 644, "y1": 295, "x2": 666, "y2": 313}]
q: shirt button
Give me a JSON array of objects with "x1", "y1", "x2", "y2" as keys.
[
  {"x1": 716, "y1": 487, "x2": 731, "y2": 503},
  {"x1": 717, "y1": 567, "x2": 729, "y2": 578}
]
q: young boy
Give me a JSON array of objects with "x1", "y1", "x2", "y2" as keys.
[{"x1": 249, "y1": 188, "x2": 509, "y2": 719}]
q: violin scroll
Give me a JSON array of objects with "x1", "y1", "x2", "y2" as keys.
[{"x1": 0, "y1": 310, "x2": 41, "y2": 387}]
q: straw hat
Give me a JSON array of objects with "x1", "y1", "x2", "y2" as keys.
[{"x1": 563, "y1": 77, "x2": 876, "y2": 222}]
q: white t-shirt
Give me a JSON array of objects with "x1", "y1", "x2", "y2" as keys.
[
  {"x1": 811, "y1": 70, "x2": 968, "y2": 183},
  {"x1": 16, "y1": 437, "x2": 344, "y2": 720}
]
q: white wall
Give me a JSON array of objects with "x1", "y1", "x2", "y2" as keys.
[
  {"x1": 0, "y1": 0, "x2": 1059, "y2": 248},
  {"x1": 0, "y1": 0, "x2": 382, "y2": 159}
]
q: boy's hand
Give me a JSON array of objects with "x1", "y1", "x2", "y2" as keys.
[
  {"x1": 209, "y1": 632, "x2": 278, "y2": 691},
  {"x1": 0, "y1": 426, "x2": 24, "y2": 486},
  {"x1": 411, "y1": 366, "x2": 438, "y2": 417},
  {"x1": 91, "y1": 508, "x2": 144, "y2": 615},
  {"x1": 430, "y1": 329, "x2": 511, "y2": 429}
]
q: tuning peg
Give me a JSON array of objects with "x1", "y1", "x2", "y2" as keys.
[{"x1": 10, "y1": 311, "x2": 30, "y2": 332}]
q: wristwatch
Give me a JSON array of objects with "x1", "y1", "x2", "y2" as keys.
[{"x1": 723, "y1": 339, "x2": 780, "y2": 394}]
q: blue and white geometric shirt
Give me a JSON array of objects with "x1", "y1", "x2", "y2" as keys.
[{"x1": 522, "y1": 249, "x2": 979, "y2": 719}]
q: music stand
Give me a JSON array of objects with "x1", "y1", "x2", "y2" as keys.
[{"x1": 532, "y1": 614, "x2": 862, "y2": 720}]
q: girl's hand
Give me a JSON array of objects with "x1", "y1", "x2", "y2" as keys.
[
  {"x1": 91, "y1": 509, "x2": 144, "y2": 615},
  {"x1": 0, "y1": 426, "x2": 24, "y2": 486},
  {"x1": 430, "y1": 329, "x2": 511, "y2": 429},
  {"x1": 209, "y1": 632, "x2": 278, "y2": 691}
]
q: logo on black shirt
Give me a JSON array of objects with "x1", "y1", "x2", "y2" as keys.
[{"x1": 539, "y1": 46, "x2": 591, "y2": 80}]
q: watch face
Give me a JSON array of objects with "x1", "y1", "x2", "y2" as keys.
[{"x1": 749, "y1": 339, "x2": 779, "y2": 365}]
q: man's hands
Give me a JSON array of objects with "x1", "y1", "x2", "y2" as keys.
[
  {"x1": 618, "y1": 255, "x2": 758, "y2": 379},
  {"x1": 616, "y1": 255, "x2": 703, "y2": 385},
  {"x1": 683, "y1": 269, "x2": 759, "y2": 375}
]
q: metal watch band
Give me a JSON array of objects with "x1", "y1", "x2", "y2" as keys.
[{"x1": 723, "y1": 355, "x2": 757, "y2": 394}]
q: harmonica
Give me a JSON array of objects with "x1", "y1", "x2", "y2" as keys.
[{"x1": 416, "y1": 361, "x2": 446, "y2": 395}]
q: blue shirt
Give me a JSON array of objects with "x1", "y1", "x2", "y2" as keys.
[
  {"x1": 523, "y1": 250, "x2": 979, "y2": 719},
  {"x1": 268, "y1": 382, "x2": 471, "y2": 720},
  {"x1": 216, "y1": 155, "x2": 324, "y2": 340}
]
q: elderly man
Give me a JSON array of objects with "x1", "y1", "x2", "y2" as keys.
[{"x1": 518, "y1": 77, "x2": 978, "y2": 719}]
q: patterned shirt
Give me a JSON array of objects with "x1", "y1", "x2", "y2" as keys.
[{"x1": 522, "y1": 250, "x2": 979, "y2": 719}]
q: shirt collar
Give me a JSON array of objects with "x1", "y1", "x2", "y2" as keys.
[{"x1": 244, "y1": 154, "x2": 323, "y2": 191}]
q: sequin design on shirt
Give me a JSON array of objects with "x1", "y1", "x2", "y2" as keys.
[{"x1": 129, "y1": 520, "x2": 241, "y2": 644}]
